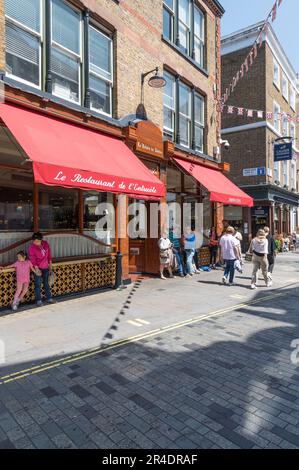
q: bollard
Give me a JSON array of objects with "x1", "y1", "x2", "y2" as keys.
[{"x1": 115, "y1": 251, "x2": 123, "y2": 289}]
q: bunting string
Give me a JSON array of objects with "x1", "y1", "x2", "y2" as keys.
[
  {"x1": 221, "y1": 103, "x2": 299, "y2": 124},
  {"x1": 222, "y1": 0, "x2": 284, "y2": 104}
]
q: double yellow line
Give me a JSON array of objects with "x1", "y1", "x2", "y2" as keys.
[{"x1": 0, "y1": 291, "x2": 289, "y2": 385}]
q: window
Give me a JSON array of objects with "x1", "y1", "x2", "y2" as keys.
[
  {"x1": 291, "y1": 161, "x2": 297, "y2": 190},
  {"x1": 282, "y1": 74, "x2": 289, "y2": 102},
  {"x1": 178, "y1": 0, "x2": 191, "y2": 55},
  {"x1": 163, "y1": 72, "x2": 176, "y2": 140},
  {"x1": 283, "y1": 160, "x2": 289, "y2": 187},
  {"x1": 39, "y1": 185, "x2": 78, "y2": 230},
  {"x1": 290, "y1": 122, "x2": 296, "y2": 142},
  {"x1": 5, "y1": 0, "x2": 42, "y2": 87},
  {"x1": 194, "y1": 6, "x2": 204, "y2": 67},
  {"x1": 273, "y1": 101, "x2": 280, "y2": 132},
  {"x1": 194, "y1": 93, "x2": 204, "y2": 152},
  {"x1": 0, "y1": 184, "x2": 33, "y2": 231},
  {"x1": 51, "y1": 0, "x2": 82, "y2": 104},
  {"x1": 89, "y1": 26, "x2": 113, "y2": 116},
  {"x1": 163, "y1": 0, "x2": 174, "y2": 42},
  {"x1": 273, "y1": 58, "x2": 280, "y2": 89},
  {"x1": 179, "y1": 82, "x2": 191, "y2": 147},
  {"x1": 290, "y1": 87, "x2": 296, "y2": 111},
  {"x1": 282, "y1": 114, "x2": 289, "y2": 137},
  {"x1": 274, "y1": 161, "x2": 280, "y2": 182}
]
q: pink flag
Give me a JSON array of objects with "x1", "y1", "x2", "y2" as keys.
[
  {"x1": 253, "y1": 43, "x2": 258, "y2": 59},
  {"x1": 257, "y1": 111, "x2": 263, "y2": 118},
  {"x1": 240, "y1": 64, "x2": 244, "y2": 77},
  {"x1": 266, "y1": 112, "x2": 273, "y2": 119},
  {"x1": 247, "y1": 109, "x2": 253, "y2": 117},
  {"x1": 272, "y1": 2, "x2": 277, "y2": 22},
  {"x1": 244, "y1": 57, "x2": 249, "y2": 72},
  {"x1": 296, "y1": 116, "x2": 299, "y2": 123},
  {"x1": 277, "y1": 113, "x2": 282, "y2": 121},
  {"x1": 228, "y1": 106, "x2": 234, "y2": 114},
  {"x1": 238, "y1": 108, "x2": 244, "y2": 116}
]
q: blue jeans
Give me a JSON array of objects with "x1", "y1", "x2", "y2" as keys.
[
  {"x1": 186, "y1": 249, "x2": 195, "y2": 274},
  {"x1": 174, "y1": 250, "x2": 185, "y2": 275},
  {"x1": 224, "y1": 259, "x2": 236, "y2": 284},
  {"x1": 34, "y1": 269, "x2": 52, "y2": 302}
]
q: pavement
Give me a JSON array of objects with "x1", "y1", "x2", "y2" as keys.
[{"x1": 0, "y1": 252, "x2": 299, "y2": 449}]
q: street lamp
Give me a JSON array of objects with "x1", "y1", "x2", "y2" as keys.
[{"x1": 141, "y1": 67, "x2": 166, "y2": 88}]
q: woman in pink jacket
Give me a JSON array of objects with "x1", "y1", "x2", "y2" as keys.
[{"x1": 28, "y1": 232, "x2": 55, "y2": 306}]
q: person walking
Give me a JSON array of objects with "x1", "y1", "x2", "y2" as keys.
[
  {"x1": 0, "y1": 251, "x2": 38, "y2": 311},
  {"x1": 264, "y1": 226, "x2": 275, "y2": 281},
  {"x1": 249, "y1": 229, "x2": 270, "y2": 290},
  {"x1": 183, "y1": 227, "x2": 199, "y2": 277},
  {"x1": 158, "y1": 232, "x2": 174, "y2": 280},
  {"x1": 28, "y1": 232, "x2": 55, "y2": 306},
  {"x1": 219, "y1": 226, "x2": 240, "y2": 286},
  {"x1": 209, "y1": 227, "x2": 218, "y2": 269}
]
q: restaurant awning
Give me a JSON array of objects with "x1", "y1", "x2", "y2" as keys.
[
  {"x1": 173, "y1": 157, "x2": 253, "y2": 207},
  {"x1": 0, "y1": 103, "x2": 165, "y2": 200}
]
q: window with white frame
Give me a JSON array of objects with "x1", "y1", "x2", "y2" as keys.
[
  {"x1": 282, "y1": 74, "x2": 289, "y2": 102},
  {"x1": 178, "y1": 0, "x2": 191, "y2": 55},
  {"x1": 179, "y1": 82, "x2": 191, "y2": 147},
  {"x1": 194, "y1": 6, "x2": 204, "y2": 67},
  {"x1": 5, "y1": 0, "x2": 42, "y2": 87},
  {"x1": 89, "y1": 26, "x2": 112, "y2": 116},
  {"x1": 273, "y1": 101, "x2": 281, "y2": 132},
  {"x1": 50, "y1": 0, "x2": 82, "y2": 104},
  {"x1": 194, "y1": 93, "x2": 204, "y2": 152},
  {"x1": 290, "y1": 87, "x2": 296, "y2": 111},
  {"x1": 291, "y1": 160, "x2": 297, "y2": 190},
  {"x1": 282, "y1": 114, "x2": 289, "y2": 137},
  {"x1": 163, "y1": 72, "x2": 176, "y2": 140},
  {"x1": 273, "y1": 58, "x2": 280, "y2": 89},
  {"x1": 274, "y1": 161, "x2": 280, "y2": 182},
  {"x1": 283, "y1": 160, "x2": 289, "y2": 187},
  {"x1": 290, "y1": 122, "x2": 296, "y2": 142},
  {"x1": 163, "y1": 0, "x2": 174, "y2": 42}
]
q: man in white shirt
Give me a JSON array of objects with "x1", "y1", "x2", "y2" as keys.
[{"x1": 219, "y1": 226, "x2": 240, "y2": 286}]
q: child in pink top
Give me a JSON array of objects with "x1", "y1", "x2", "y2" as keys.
[{"x1": 0, "y1": 251, "x2": 37, "y2": 311}]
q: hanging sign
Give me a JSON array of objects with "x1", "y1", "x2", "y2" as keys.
[{"x1": 274, "y1": 142, "x2": 293, "y2": 162}]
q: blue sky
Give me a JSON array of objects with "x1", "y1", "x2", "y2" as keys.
[{"x1": 220, "y1": 0, "x2": 299, "y2": 71}]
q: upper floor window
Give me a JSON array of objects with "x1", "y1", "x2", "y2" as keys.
[
  {"x1": 51, "y1": 0, "x2": 82, "y2": 104},
  {"x1": 5, "y1": 0, "x2": 42, "y2": 87},
  {"x1": 163, "y1": 72, "x2": 176, "y2": 140},
  {"x1": 163, "y1": 0, "x2": 205, "y2": 68},
  {"x1": 273, "y1": 101, "x2": 280, "y2": 133},
  {"x1": 273, "y1": 58, "x2": 280, "y2": 89},
  {"x1": 290, "y1": 87, "x2": 296, "y2": 111},
  {"x1": 274, "y1": 161, "x2": 280, "y2": 182},
  {"x1": 282, "y1": 114, "x2": 289, "y2": 137},
  {"x1": 283, "y1": 160, "x2": 289, "y2": 186},
  {"x1": 282, "y1": 74, "x2": 289, "y2": 102},
  {"x1": 163, "y1": 0, "x2": 174, "y2": 42},
  {"x1": 89, "y1": 26, "x2": 113, "y2": 116},
  {"x1": 291, "y1": 160, "x2": 297, "y2": 190},
  {"x1": 163, "y1": 71, "x2": 205, "y2": 153},
  {"x1": 290, "y1": 122, "x2": 296, "y2": 142},
  {"x1": 5, "y1": 0, "x2": 113, "y2": 117}
]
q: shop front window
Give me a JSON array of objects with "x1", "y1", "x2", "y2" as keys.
[
  {"x1": 0, "y1": 187, "x2": 33, "y2": 231},
  {"x1": 83, "y1": 191, "x2": 114, "y2": 238},
  {"x1": 39, "y1": 186, "x2": 79, "y2": 230}
]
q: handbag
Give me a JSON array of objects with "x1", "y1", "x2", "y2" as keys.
[{"x1": 48, "y1": 270, "x2": 55, "y2": 287}]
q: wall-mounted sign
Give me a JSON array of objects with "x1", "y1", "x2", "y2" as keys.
[
  {"x1": 130, "y1": 247, "x2": 140, "y2": 255},
  {"x1": 243, "y1": 167, "x2": 266, "y2": 177},
  {"x1": 135, "y1": 121, "x2": 163, "y2": 159},
  {"x1": 253, "y1": 206, "x2": 269, "y2": 217},
  {"x1": 274, "y1": 142, "x2": 293, "y2": 162}
]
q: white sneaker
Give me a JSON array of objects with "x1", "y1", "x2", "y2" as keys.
[
  {"x1": 268, "y1": 273, "x2": 272, "y2": 280},
  {"x1": 160, "y1": 275, "x2": 166, "y2": 280},
  {"x1": 12, "y1": 304, "x2": 18, "y2": 311},
  {"x1": 267, "y1": 281, "x2": 273, "y2": 287},
  {"x1": 251, "y1": 284, "x2": 257, "y2": 290},
  {"x1": 222, "y1": 275, "x2": 228, "y2": 284}
]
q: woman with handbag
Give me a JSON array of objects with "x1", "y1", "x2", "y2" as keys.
[
  {"x1": 249, "y1": 229, "x2": 270, "y2": 290},
  {"x1": 29, "y1": 232, "x2": 56, "y2": 306},
  {"x1": 158, "y1": 232, "x2": 174, "y2": 280}
]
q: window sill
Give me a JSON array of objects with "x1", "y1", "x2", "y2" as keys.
[
  {"x1": 3, "y1": 75, "x2": 122, "y2": 128},
  {"x1": 162, "y1": 36, "x2": 209, "y2": 77},
  {"x1": 174, "y1": 142, "x2": 217, "y2": 163}
]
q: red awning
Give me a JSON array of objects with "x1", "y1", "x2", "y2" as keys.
[
  {"x1": 0, "y1": 103, "x2": 165, "y2": 200},
  {"x1": 173, "y1": 157, "x2": 253, "y2": 207}
]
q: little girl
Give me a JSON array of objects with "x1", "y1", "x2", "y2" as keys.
[{"x1": 0, "y1": 251, "x2": 37, "y2": 311}]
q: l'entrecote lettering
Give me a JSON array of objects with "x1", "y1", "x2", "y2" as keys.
[
  {"x1": 128, "y1": 183, "x2": 157, "y2": 193},
  {"x1": 71, "y1": 174, "x2": 116, "y2": 188}
]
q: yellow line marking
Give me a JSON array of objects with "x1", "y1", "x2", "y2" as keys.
[
  {"x1": 134, "y1": 319, "x2": 150, "y2": 325},
  {"x1": 0, "y1": 290, "x2": 291, "y2": 385},
  {"x1": 127, "y1": 320, "x2": 143, "y2": 327}
]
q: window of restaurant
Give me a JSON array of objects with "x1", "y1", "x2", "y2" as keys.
[
  {"x1": 83, "y1": 191, "x2": 114, "y2": 244},
  {"x1": 0, "y1": 187, "x2": 33, "y2": 231},
  {"x1": 39, "y1": 185, "x2": 79, "y2": 230}
]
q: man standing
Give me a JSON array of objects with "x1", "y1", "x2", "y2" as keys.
[
  {"x1": 264, "y1": 226, "x2": 275, "y2": 281},
  {"x1": 219, "y1": 226, "x2": 240, "y2": 286}
]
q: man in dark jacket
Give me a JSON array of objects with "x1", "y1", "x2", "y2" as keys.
[{"x1": 264, "y1": 226, "x2": 276, "y2": 280}]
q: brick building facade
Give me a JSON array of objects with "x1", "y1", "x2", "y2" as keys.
[
  {"x1": 0, "y1": 1, "x2": 255, "y2": 309},
  {"x1": 221, "y1": 22, "x2": 299, "y2": 246}
]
